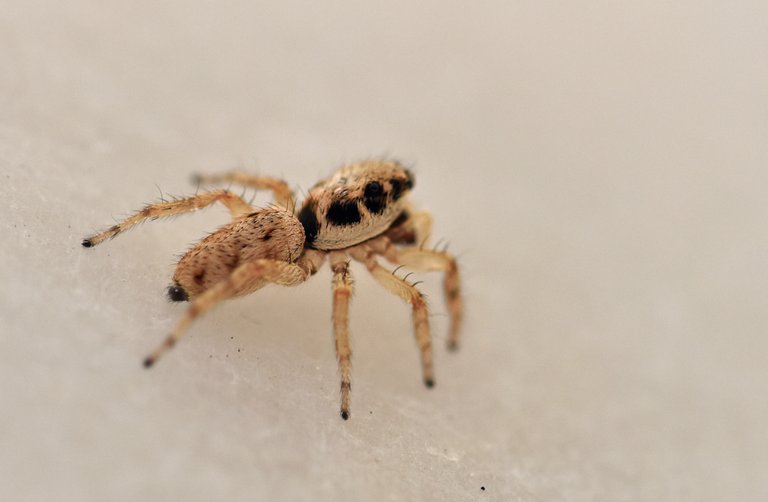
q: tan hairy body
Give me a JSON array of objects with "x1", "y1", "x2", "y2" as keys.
[{"x1": 83, "y1": 160, "x2": 462, "y2": 420}]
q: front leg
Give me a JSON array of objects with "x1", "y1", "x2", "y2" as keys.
[
  {"x1": 368, "y1": 236, "x2": 463, "y2": 350},
  {"x1": 386, "y1": 208, "x2": 433, "y2": 248},
  {"x1": 83, "y1": 190, "x2": 252, "y2": 247},
  {"x1": 349, "y1": 246, "x2": 434, "y2": 388},
  {"x1": 193, "y1": 171, "x2": 296, "y2": 212},
  {"x1": 329, "y1": 251, "x2": 353, "y2": 419}
]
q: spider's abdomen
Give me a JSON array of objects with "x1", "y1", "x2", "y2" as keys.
[
  {"x1": 172, "y1": 208, "x2": 304, "y2": 299},
  {"x1": 299, "y1": 160, "x2": 414, "y2": 250}
]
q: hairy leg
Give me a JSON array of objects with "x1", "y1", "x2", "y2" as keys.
[
  {"x1": 349, "y1": 246, "x2": 434, "y2": 387},
  {"x1": 386, "y1": 208, "x2": 433, "y2": 248},
  {"x1": 143, "y1": 257, "x2": 314, "y2": 368},
  {"x1": 329, "y1": 251, "x2": 353, "y2": 419},
  {"x1": 193, "y1": 171, "x2": 295, "y2": 211},
  {"x1": 369, "y1": 235, "x2": 463, "y2": 350},
  {"x1": 83, "y1": 190, "x2": 252, "y2": 247},
  {"x1": 393, "y1": 248, "x2": 462, "y2": 350},
  {"x1": 410, "y1": 210, "x2": 433, "y2": 248}
]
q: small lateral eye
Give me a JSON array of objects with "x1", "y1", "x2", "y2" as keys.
[
  {"x1": 364, "y1": 181, "x2": 383, "y2": 197},
  {"x1": 389, "y1": 178, "x2": 404, "y2": 200}
]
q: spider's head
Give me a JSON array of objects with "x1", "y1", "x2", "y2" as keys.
[
  {"x1": 348, "y1": 161, "x2": 414, "y2": 203},
  {"x1": 299, "y1": 160, "x2": 415, "y2": 250}
]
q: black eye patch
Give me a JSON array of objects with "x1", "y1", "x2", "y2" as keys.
[
  {"x1": 327, "y1": 200, "x2": 362, "y2": 226},
  {"x1": 298, "y1": 201, "x2": 320, "y2": 247},
  {"x1": 363, "y1": 181, "x2": 387, "y2": 214},
  {"x1": 364, "y1": 181, "x2": 383, "y2": 197},
  {"x1": 404, "y1": 169, "x2": 414, "y2": 189},
  {"x1": 389, "y1": 178, "x2": 404, "y2": 200}
]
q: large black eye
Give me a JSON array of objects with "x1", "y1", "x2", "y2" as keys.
[
  {"x1": 363, "y1": 181, "x2": 387, "y2": 214},
  {"x1": 389, "y1": 178, "x2": 404, "y2": 200},
  {"x1": 364, "y1": 181, "x2": 383, "y2": 197}
]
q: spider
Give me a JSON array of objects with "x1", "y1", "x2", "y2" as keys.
[{"x1": 82, "y1": 160, "x2": 463, "y2": 419}]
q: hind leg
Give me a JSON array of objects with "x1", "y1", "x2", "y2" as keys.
[{"x1": 143, "y1": 257, "x2": 315, "y2": 368}]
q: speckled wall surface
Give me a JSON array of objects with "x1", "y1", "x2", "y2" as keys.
[{"x1": 2, "y1": 2, "x2": 767, "y2": 500}]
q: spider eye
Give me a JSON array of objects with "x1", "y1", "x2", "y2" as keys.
[
  {"x1": 404, "y1": 169, "x2": 414, "y2": 189},
  {"x1": 364, "y1": 181, "x2": 383, "y2": 197},
  {"x1": 389, "y1": 178, "x2": 404, "y2": 200}
]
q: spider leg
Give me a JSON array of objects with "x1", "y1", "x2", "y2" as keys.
[
  {"x1": 143, "y1": 257, "x2": 314, "y2": 368},
  {"x1": 386, "y1": 208, "x2": 433, "y2": 248},
  {"x1": 411, "y1": 210, "x2": 433, "y2": 248},
  {"x1": 329, "y1": 251, "x2": 353, "y2": 420},
  {"x1": 370, "y1": 233, "x2": 463, "y2": 350},
  {"x1": 349, "y1": 245, "x2": 434, "y2": 388},
  {"x1": 192, "y1": 171, "x2": 295, "y2": 212},
  {"x1": 391, "y1": 247, "x2": 462, "y2": 350},
  {"x1": 82, "y1": 190, "x2": 252, "y2": 247}
]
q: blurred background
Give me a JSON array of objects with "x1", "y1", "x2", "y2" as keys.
[{"x1": 1, "y1": 1, "x2": 767, "y2": 501}]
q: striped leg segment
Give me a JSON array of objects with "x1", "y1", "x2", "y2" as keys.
[{"x1": 330, "y1": 251, "x2": 354, "y2": 419}]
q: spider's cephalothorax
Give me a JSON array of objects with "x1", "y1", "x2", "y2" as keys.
[
  {"x1": 83, "y1": 159, "x2": 462, "y2": 420},
  {"x1": 298, "y1": 161, "x2": 414, "y2": 250}
]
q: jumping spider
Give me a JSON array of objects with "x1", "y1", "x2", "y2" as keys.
[{"x1": 82, "y1": 160, "x2": 463, "y2": 419}]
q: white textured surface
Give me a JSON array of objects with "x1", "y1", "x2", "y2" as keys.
[{"x1": 2, "y1": 2, "x2": 767, "y2": 501}]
